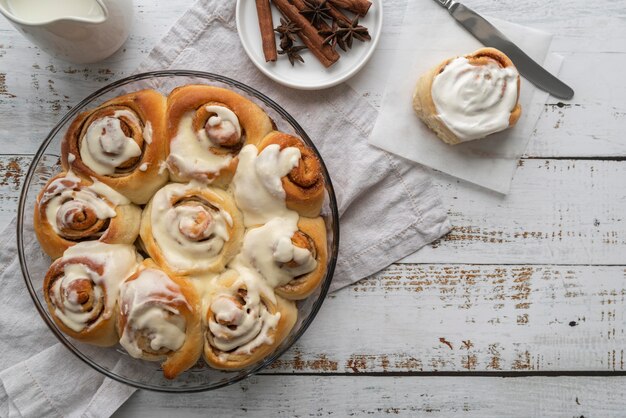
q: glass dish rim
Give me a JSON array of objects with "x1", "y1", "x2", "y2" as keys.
[{"x1": 16, "y1": 70, "x2": 340, "y2": 393}]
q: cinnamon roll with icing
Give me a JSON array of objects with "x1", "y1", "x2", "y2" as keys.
[
  {"x1": 61, "y1": 89, "x2": 169, "y2": 204},
  {"x1": 257, "y1": 132, "x2": 325, "y2": 218},
  {"x1": 117, "y1": 259, "x2": 202, "y2": 379},
  {"x1": 203, "y1": 268, "x2": 297, "y2": 370},
  {"x1": 43, "y1": 242, "x2": 140, "y2": 346},
  {"x1": 165, "y1": 85, "x2": 273, "y2": 185},
  {"x1": 34, "y1": 171, "x2": 141, "y2": 259},
  {"x1": 412, "y1": 48, "x2": 522, "y2": 145},
  {"x1": 234, "y1": 216, "x2": 328, "y2": 300},
  {"x1": 140, "y1": 182, "x2": 244, "y2": 276}
]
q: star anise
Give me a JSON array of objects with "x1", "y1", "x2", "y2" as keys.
[
  {"x1": 274, "y1": 17, "x2": 300, "y2": 43},
  {"x1": 299, "y1": 0, "x2": 332, "y2": 27},
  {"x1": 279, "y1": 45, "x2": 308, "y2": 66},
  {"x1": 336, "y1": 16, "x2": 371, "y2": 50},
  {"x1": 318, "y1": 21, "x2": 341, "y2": 49}
]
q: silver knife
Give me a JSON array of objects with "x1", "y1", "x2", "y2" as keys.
[{"x1": 435, "y1": 0, "x2": 574, "y2": 100}]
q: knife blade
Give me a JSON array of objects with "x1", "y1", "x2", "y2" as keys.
[{"x1": 435, "y1": 0, "x2": 574, "y2": 100}]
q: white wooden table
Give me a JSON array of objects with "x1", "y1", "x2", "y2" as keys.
[{"x1": 2, "y1": 0, "x2": 626, "y2": 415}]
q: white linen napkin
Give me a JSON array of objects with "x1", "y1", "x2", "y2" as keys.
[
  {"x1": 369, "y1": 0, "x2": 564, "y2": 194},
  {"x1": 0, "y1": 0, "x2": 450, "y2": 416}
]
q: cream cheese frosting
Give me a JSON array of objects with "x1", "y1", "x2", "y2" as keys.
[
  {"x1": 51, "y1": 242, "x2": 139, "y2": 332},
  {"x1": 167, "y1": 106, "x2": 242, "y2": 180},
  {"x1": 119, "y1": 268, "x2": 190, "y2": 358},
  {"x1": 431, "y1": 56, "x2": 519, "y2": 142},
  {"x1": 80, "y1": 110, "x2": 143, "y2": 175},
  {"x1": 232, "y1": 144, "x2": 301, "y2": 227},
  {"x1": 150, "y1": 182, "x2": 233, "y2": 272}
]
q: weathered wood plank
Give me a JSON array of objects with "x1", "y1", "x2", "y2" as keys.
[
  {"x1": 114, "y1": 376, "x2": 626, "y2": 417},
  {"x1": 264, "y1": 264, "x2": 626, "y2": 373},
  {"x1": 406, "y1": 158, "x2": 626, "y2": 265},
  {"x1": 3, "y1": 156, "x2": 626, "y2": 266}
]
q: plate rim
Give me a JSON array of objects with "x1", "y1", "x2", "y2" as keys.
[{"x1": 235, "y1": 0, "x2": 383, "y2": 90}]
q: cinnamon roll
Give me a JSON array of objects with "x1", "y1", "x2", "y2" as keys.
[
  {"x1": 117, "y1": 259, "x2": 202, "y2": 379},
  {"x1": 412, "y1": 47, "x2": 522, "y2": 145},
  {"x1": 61, "y1": 89, "x2": 168, "y2": 204},
  {"x1": 257, "y1": 132, "x2": 324, "y2": 218},
  {"x1": 140, "y1": 182, "x2": 244, "y2": 276},
  {"x1": 203, "y1": 268, "x2": 297, "y2": 370},
  {"x1": 165, "y1": 85, "x2": 273, "y2": 185},
  {"x1": 235, "y1": 216, "x2": 328, "y2": 300},
  {"x1": 34, "y1": 171, "x2": 141, "y2": 259},
  {"x1": 43, "y1": 242, "x2": 140, "y2": 346}
]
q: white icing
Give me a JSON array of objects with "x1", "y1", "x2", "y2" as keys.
[
  {"x1": 79, "y1": 110, "x2": 143, "y2": 175},
  {"x1": 150, "y1": 182, "x2": 232, "y2": 272},
  {"x1": 431, "y1": 56, "x2": 520, "y2": 141},
  {"x1": 50, "y1": 242, "x2": 139, "y2": 332},
  {"x1": 236, "y1": 216, "x2": 317, "y2": 288},
  {"x1": 232, "y1": 144, "x2": 301, "y2": 227},
  {"x1": 139, "y1": 163, "x2": 149, "y2": 172},
  {"x1": 203, "y1": 105, "x2": 242, "y2": 145},
  {"x1": 41, "y1": 172, "x2": 121, "y2": 235},
  {"x1": 208, "y1": 268, "x2": 280, "y2": 355},
  {"x1": 167, "y1": 110, "x2": 234, "y2": 180},
  {"x1": 87, "y1": 177, "x2": 131, "y2": 205},
  {"x1": 143, "y1": 121, "x2": 153, "y2": 144},
  {"x1": 67, "y1": 153, "x2": 76, "y2": 164},
  {"x1": 119, "y1": 268, "x2": 189, "y2": 358}
]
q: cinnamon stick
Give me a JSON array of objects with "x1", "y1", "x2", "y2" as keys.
[
  {"x1": 328, "y1": 0, "x2": 371, "y2": 16},
  {"x1": 272, "y1": 0, "x2": 340, "y2": 67},
  {"x1": 326, "y1": 2, "x2": 352, "y2": 25},
  {"x1": 255, "y1": 0, "x2": 277, "y2": 62}
]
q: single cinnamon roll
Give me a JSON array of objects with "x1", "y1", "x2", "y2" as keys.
[
  {"x1": 412, "y1": 47, "x2": 522, "y2": 145},
  {"x1": 236, "y1": 216, "x2": 328, "y2": 300},
  {"x1": 258, "y1": 132, "x2": 324, "y2": 218},
  {"x1": 34, "y1": 171, "x2": 141, "y2": 259},
  {"x1": 43, "y1": 242, "x2": 140, "y2": 346},
  {"x1": 165, "y1": 85, "x2": 274, "y2": 185},
  {"x1": 203, "y1": 268, "x2": 297, "y2": 370},
  {"x1": 61, "y1": 89, "x2": 169, "y2": 204},
  {"x1": 117, "y1": 259, "x2": 203, "y2": 379},
  {"x1": 140, "y1": 182, "x2": 244, "y2": 276}
]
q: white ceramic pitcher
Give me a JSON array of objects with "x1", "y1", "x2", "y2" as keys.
[{"x1": 0, "y1": 0, "x2": 133, "y2": 64}]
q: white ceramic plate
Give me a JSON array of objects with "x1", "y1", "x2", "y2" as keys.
[{"x1": 236, "y1": 0, "x2": 382, "y2": 90}]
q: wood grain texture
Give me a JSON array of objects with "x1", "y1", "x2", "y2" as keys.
[{"x1": 114, "y1": 376, "x2": 626, "y2": 417}]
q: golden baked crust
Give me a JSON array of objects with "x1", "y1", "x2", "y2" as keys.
[
  {"x1": 258, "y1": 131, "x2": 325, "y2": 217},
  {"x1": 275, "y1": 216, "x2": 328, "y2": 300},
  {"x1": 166, "y1": 84, "x2": 274, "y2": 185},
  {"x1": 61, "y1": 89, "x2": 169, "y2": 204},
  {"x1": 117, "y1": 259, "x2": 203, "y2": 379},
  {"x1": 202, "y1": 269, "x2": 298, "y2": 370},
  {"x1": 140, "y1": 183, "x2": 244, "y2": 276},
  {"x1": 412, "y1": 47, "x2": 522, "y2": 145},
  {"x1": 34, "y1": 172, "x2": 141, "y2": 259}
]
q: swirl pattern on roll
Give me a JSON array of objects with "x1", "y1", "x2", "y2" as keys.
[
  {"x1": 140, "y1": 182, "x2": 244, "y2": 275},
  {"x1": 43, "y1": 242, "x2": 140, "y2": 346},
  {"x1": 165, "y1": 85, "x2": 274, "y2": 185},
  {"x1": 203, "y1": 268, "x2": 297, "y2": 370},
  {"x1": 235, "y1": 216, "x2": 328, "y2": 300},
  {"x1": 34, "y1": 171, "x2": 141, "y2": 259},
  {"x1": 118, "y1": 259, "x2": 202, "y2": 379},
  {"x1": 257, "y1": 132, "x2": 325, "y2": 218},
  {"x1": 61, "y1": 89, "x2": 169, "y2": 204}
]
